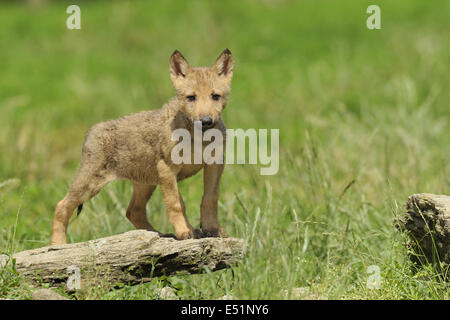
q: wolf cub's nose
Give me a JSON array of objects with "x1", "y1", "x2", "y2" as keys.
[{"x1": 201, "y1": 117, "x2": 214, "y2": 128}]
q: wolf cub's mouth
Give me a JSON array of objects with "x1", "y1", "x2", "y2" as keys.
[{"x1": 202, "y1": 124, "x2": 216, "y2": 131}]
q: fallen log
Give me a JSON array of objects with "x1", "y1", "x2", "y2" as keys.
[
  {"x1": 0, "y1": 230, "x2": 245, "y2": 290},
  {"x1": 394, "y1": 193, "x2": 450, "y2": 274}
]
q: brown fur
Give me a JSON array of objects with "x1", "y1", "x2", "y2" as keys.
[{"x1": 51, "y1": 49, "x2": 234, "y2": 245}]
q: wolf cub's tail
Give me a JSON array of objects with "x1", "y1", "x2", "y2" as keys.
[{"x1": 77, "y1": 204, "x2": 83, "y2": 216}]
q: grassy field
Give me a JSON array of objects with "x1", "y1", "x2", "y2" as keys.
[{"x1": 0, "y1": 0, "x2": 449, "y2": 299}]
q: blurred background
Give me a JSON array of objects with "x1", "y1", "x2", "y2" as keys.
[{"x1": 0, "y1": 0, "x2": 449, "y2": 299}]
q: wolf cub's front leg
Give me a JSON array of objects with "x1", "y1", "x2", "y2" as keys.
[
  {"x1": 157, "y1": 160, "x2": 200, "y2": 240},
  {"x1": 201, "y1": 163, "x2": 227, "y2": 237}
]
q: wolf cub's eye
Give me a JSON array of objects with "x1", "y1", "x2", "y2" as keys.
[
  {"x1": 211, "y1": 94, "x2": 221, "y2": 101},
  {"x1": 186, "y1": 95, "x2": 196, "y2": 102}
]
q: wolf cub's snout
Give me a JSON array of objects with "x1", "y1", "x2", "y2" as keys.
[
  {"x1": 51, "y1": 49, "x2": 233, "y2": 245},
  {"x1": 201, "y1": 116, "x2": 214, "y2": 129}
]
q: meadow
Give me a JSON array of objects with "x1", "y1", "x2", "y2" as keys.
[{"x1": 0, "y1": 0, "x2": 449, "y2": 299}]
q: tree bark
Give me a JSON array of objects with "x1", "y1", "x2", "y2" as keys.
[
  {"x1": 394, "y1": 193, "x2": 450, "y2": 274},
  {"x1": 0, "y1": 230, "x2": 245, "y2": 290}
]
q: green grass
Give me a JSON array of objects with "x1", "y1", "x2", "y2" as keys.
[{"x1": 0, "y1": 0, "x2": 449, "y2": 299}]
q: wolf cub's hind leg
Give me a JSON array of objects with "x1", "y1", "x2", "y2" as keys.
[
  {"x1": 126, "y1": 183, "x2": 157, "y2": 231},
  {"x1": 51, "y1": 165, "x2": 114, "y2": 245}
]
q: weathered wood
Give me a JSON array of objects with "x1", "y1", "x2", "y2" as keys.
[
  {"x1": 0, "y1": 230, "x2": 245, "y2": 290},
  {"x1": 394, "y1": 193, "x2": 450, "y2": 273}
]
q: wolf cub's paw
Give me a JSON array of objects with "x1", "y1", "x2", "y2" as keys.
[
  {"x1": 193, "y1": 228, "x2": 204, "y2": 239},
  {"x1": 175, "y1": 228, "x2": 203, "y2": 240},
  {"x1": 202, "y1": 227, "x2": 227, "y2": 238}
]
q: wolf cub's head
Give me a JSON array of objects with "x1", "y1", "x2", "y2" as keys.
[{"x1": 169, "y1": 49, "x2": 233, "y2": 130}]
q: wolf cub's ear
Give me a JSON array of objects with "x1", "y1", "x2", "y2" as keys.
[
  {"x1": 214, "y1": 49, "x2": 233, "y2": 77},
  {"x1": 170, "y1": 50, "x2": 189, "y2": 78}
]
